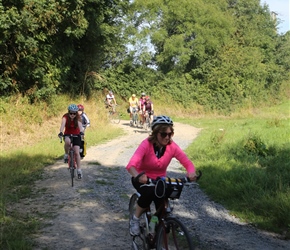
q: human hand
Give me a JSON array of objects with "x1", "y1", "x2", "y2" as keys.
[
  {"x1": 187, "y1": 172, "x2": 197, "y2": 182},
  {"x1": 58, "y1": 132, "x2": 63, "y2": 138},
  {"x1": 134, "y1": 172, "x2": 148, "y2": 184},
  {"x1": 138, "y1": 174, "x2": 148, "y2": 184}
]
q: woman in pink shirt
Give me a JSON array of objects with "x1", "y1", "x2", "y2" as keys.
[{"x1": 126, "y1": 115, "x2": 197, "y2": 236}]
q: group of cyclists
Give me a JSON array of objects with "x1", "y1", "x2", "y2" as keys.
[
  {"x1": 128, "y1": 92, "x2": 154, "y2": 127},
  {"x1": 58, "y1": 104, "x2": 90, "y2": 179},
  {"x1": 57, "y1": 91, "x2": 199, "y2": 244},
  {"x1": 58, "y1": 90, "x2": 153, "y2": 179},
  {"x1": 104, "y1": 90, "x2": 154, "y2": 127}
]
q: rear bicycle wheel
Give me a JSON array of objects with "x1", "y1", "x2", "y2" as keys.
[
  {"x1": 156, "y1": 217, "x2": 194, "y2": 250},
  {"x1": 129, "y1": 193, "x2": 149, "y2": 250},
  {"x1": 111, "y1": 111, "x2": 120, "y2": 124}
]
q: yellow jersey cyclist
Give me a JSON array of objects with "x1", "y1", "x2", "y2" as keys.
[{"x1": 128, "y1": 94, "x2": 139, "y2": 125}]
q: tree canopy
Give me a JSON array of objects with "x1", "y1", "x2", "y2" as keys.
[{"x1": 0, "y1": 0, "x2": 289, "y2": 111}]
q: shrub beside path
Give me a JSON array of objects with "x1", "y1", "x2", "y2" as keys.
[{"x1": 10, "y1": 120, "x2": 290, "y2": 249}]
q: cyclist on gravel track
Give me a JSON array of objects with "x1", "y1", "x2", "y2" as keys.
[
  {"x1": 143, "y1": 96, "x2": 154, "y2": 123},
  {"x1": 58, "y1": 104, "x2": 84, "y2": 179},
  {"x1": 128, "y1": 94, "x2": 139, "y2": 125},
  {"x1": 105, "y1": 90, "x2": 117, "y2": 112},
  {"x1": 77, "y1": 104, "x2": 90, "y2": 159},
  {"x1": 77, "y1": 104, "x2": 90, "y2": 130},
  {"x1": 126, "y1": 115, "x2": 197, "y2": 236},
  {"x1": 139, "y1": 92, "x2": 146, "y2": 125}
]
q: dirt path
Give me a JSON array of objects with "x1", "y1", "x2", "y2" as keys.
[{"x1": 12, "y1": 120, "x2": 290, "y2": 249}]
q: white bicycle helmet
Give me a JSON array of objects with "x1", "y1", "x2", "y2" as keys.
[
  {"x1": 68, "y1": 104, "x2": 79, "y2": 112},
  {"x1": 151, "y1": 115, "x2": 173, "y2": 129}
]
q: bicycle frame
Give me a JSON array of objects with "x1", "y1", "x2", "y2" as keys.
[
  {"x1": 143, "y1": 111, "x2": 152, "y2": 131},
  {"x1": 130, "y1": 172, "x2": 202, "y2": 250},
  {"x1": 131, "y1": 107, "x2": 139, "y2": 127},
  {"x1": 60, "y1": 134, "x2": 78, "y2": 187}
]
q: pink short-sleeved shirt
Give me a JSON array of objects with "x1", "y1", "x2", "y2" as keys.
[{"x1": 126, "y1": 138, "x2": 195, "y2": 179}]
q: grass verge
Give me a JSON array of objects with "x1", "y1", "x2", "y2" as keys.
[{"x1": 178, "y1": 101, "x2": 290, "y2": 237}]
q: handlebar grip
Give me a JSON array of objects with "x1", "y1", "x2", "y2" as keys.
[{"x1": 133, "y1": 171, "x2": 145, "y2": 183}]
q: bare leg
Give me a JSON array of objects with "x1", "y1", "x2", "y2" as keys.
[{"x1": 135, "y1": 204, "x2": 146, "y2": 218}]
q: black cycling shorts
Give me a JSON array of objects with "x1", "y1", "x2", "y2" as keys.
[{"x1": 64, "y1": 134, "x2": 81, "y2": 147}]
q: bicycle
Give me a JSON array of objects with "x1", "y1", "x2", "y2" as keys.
[
  {"x1": 143, "y1": 111, "x2": 153, "y2": 131},
  {"x1": 131, "y1": 107, "x2": 139, "y2": 127},
  {"x1": 59, "y1": 134, "x2": 80, "y2": 187},
  {"x1": 107, "y1": 104, "x2": 120, "y2": 124},
  {"x1": 129, "y1": 171, "x2": 202, "y2": 250}
]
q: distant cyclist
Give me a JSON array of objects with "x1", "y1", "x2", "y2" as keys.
[
  {"x1": 143, "y1": 96, "x2": 154, "y2": 123},
  {"x1": 77, "y1": 104, "x2": 90, "y2": 158},
  {"x1": 128, "y1": 94, "x2": 139, "y2": 125},
  {"x1": 77, "y1": 104, "x2": 90, "y2": 131},
  {"x1": 105, "y1": 90, "x2": 117, "y2": 112},
  {"x1": 139, "y1": 92, "x2": 146, "y2": 125},
  {"x1": 58, "y1": 104, "x2": 84, "y2": 179}
]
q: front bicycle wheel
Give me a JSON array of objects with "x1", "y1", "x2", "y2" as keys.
[
  {"x1": 69, "y1": 151, "x2": 75, "y2": 187},
  {"x1": 143, "y1": 117, "x2": 150, "y2": 131},
  {"x1": 156, "y1": 217, "x2": 194, "y2": 250},
  {"x1": 129, "y1": 193, "x2": 149, "y2": 250}
]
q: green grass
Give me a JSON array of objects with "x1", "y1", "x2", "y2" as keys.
[
  {"x1": 0, "y1": 94, "x2": 289, "y2": 249},
  {"x1": 0, "y1": 117, "x2": 123, "y2": 249},
  {"x1": 177, "y1": 101, "x2": 290, "y2": 235}
]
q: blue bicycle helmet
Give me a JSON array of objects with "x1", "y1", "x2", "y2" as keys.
[
  {"x1": 151, "y1": 115, "x2": 173, "y2": 129},
  {"x1": 68, "y1": 104, "x2": 79, "y2": 112}
]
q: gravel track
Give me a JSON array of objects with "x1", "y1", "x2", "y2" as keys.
[{"x1": 12, "y1": 120, "x2": 289, "y2": 249}]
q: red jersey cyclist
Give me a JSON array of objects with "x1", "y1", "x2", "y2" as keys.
[
  {"x1": 143, "y1": 96, "x2": 154, "y2": 123},
  {"x1": 58, "y1": 104, "x2": 84, "y2": 179},
  {"x1": 139, "y1": 92, "x2": 146, "y2": 125}
]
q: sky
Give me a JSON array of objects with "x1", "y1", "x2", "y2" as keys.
[{"x1": 262, "y1": 0, "x2": 290, "y2": 34}]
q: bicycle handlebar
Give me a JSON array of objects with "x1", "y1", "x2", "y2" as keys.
[
  {"x1": 58, "y1": 133, "x2": 84, "y2": 143},
  {"x1": 134, "y1": 170, "x2": 202, "y2": 184}
]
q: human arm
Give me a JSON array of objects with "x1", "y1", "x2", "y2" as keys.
[
  {"x1": 171, "y1": 141, "x2": 197, "y2": 181},
  {"x1": 128, "y1": 166, "x2": 148, "y2": 184},
  {"x1": 83, "y1": 113, "x2": 90, "y2": 127},
  {"x1": 126, "y1": 139, "x2": 152, "y2": 183},
  {"x1": 78, "y1": 121, "x2": 84, "y2": 133},
  {"x1": 59, "y1": 116, "x2": 66, "y2": 134}
]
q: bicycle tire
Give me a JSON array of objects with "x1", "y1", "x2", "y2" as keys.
[
  {"x1": 110, "y1": 111, "x2": 120, "y2": 124},
  {"x1": 132, "y1": 112, "x2": 138, "y2": 127},
  {"x1": 69, "y1": 150, "x2": 75, "y2": 187},
  {"x1": 129, "y1": 193, "x2": 149, "y2": 250},
  {"x1": 144, "y1": 116, "x2": 151, "y2": 131},
  {"x1": 156, "y1": 217, "x2": 194, "y2": 250}
]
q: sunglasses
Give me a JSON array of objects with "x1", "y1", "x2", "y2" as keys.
[
  {"x1": 69, "y1": 113, "x2": 77, "y2": 115},
  {"x1": 159, "y1": 132, "x2": 173, "y2": 138}
]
